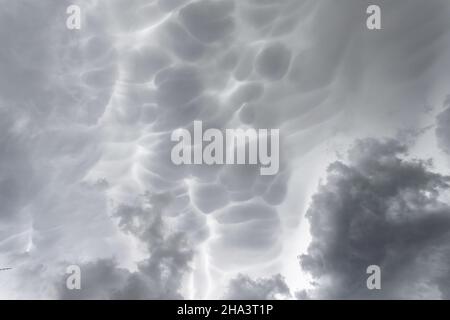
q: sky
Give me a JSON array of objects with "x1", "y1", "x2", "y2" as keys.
[{"x1": 1, "y1": 0, "x2": 450, "y2": 299}]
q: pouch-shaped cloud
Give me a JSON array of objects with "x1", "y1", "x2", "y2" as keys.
[{"x1": 1, "y1": 0, "x2": 450, "y2": 300}]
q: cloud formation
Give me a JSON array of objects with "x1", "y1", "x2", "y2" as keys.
[
  {"x1": 224, "y1": 274, "x2": 291, "y2": 300},
  {"x1": 436, "y1": 96, "x2": 450, "y2": 154},
  {"x1": 58, "y1": 192, "x2": 194, "y2": 299},
  {"x1": 1, "y1": 0, "x2": 450, "y2": 299},
  {"x1": 301, "y1": 138, "x2": 450, "y2": 299}
]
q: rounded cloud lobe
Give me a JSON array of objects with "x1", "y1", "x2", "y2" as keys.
[{"x1": 1, "y1": 0, "x2": 450, "y2": 299}]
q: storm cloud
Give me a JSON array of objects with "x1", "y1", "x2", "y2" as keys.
[
  {"x1": 1, "y1": 0, "x2": 450, "y2": 299},
  {"x1": 58, "y1": 192, "x2": 195, "y2": 299},
  {"x1": 224, "y1": 274, "x2": 291, "y2": 300},
  {"x1": 301, "y1": 138, "x2": 450, "y2": 299}
]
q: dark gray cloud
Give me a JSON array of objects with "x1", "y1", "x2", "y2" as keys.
[
  {"x1": 301, "y1": 138, "x2": 450, "y2": 299},
  {"x1": 58, "y1": 192, "x2": 194, "y2": 299},
  {"x1": 1, "y1": 0, "x2": 450, "y2": 299},
  {"x1": 224, "y1": 274, "x2": 291, "y2": 300}
]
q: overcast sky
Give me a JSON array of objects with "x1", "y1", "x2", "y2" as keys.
[{"x1": 1, "y1": 0, "x2": 450, "y2": 299}]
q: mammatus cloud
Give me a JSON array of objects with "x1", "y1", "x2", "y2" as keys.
[
  {"x1": 1, "y1": 0, "x2": 450, "y2": 300},
  {"x1": 300, "y1": 138, "x2": 450, "y2": 299}
]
